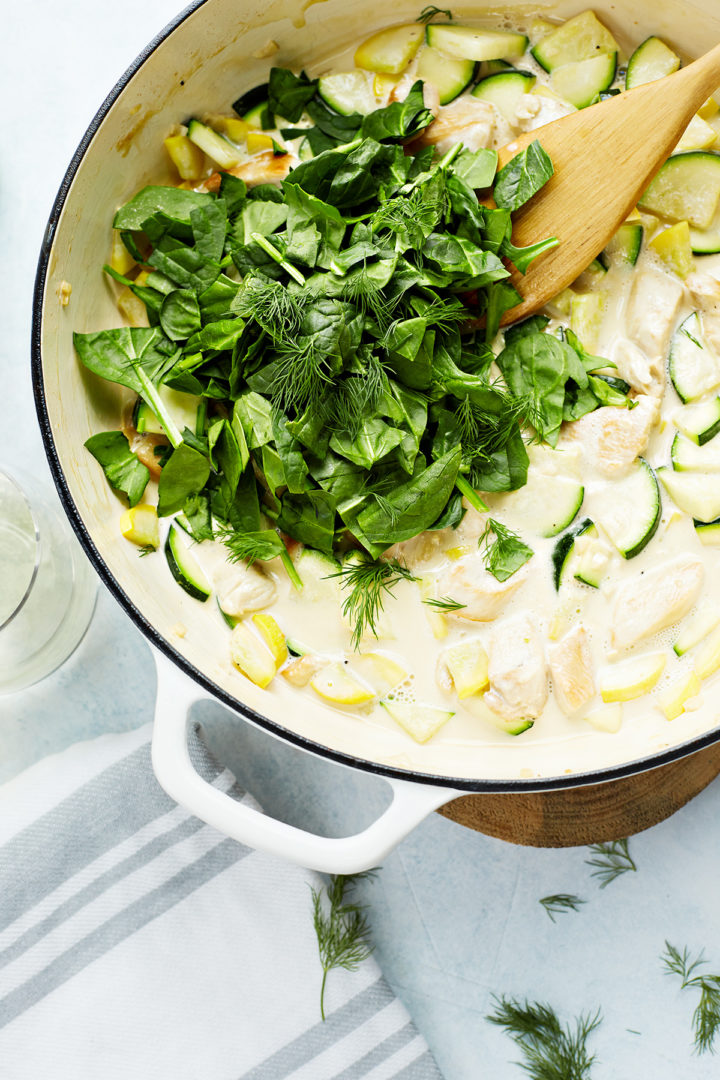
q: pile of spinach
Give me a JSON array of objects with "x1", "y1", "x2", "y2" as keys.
[{"x1": 76, "y1": 67, "x2": 629, "y2": 594}]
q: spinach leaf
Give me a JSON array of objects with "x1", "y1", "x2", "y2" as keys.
[
  {"x1": 218, "y1": 173, "x2": 247, "y2": 216},
  {"x1": 451, "y1": 147, "x2": 498, "y2": 189},
  {"x1": 182, "y1": 492, "x2": 214, "y2": 541},
  {"x1": 190, "y1": 199, "x2": 228, "y2": 262},
  {"x1": 157, "y1": 442, "x2": 211, "y2": 516},
  {"x1": 113, "y1": 186, "x2": 213, "y2": 230},
  {"x1": 496, "y1": 331, "x2": 573, "y2": 447},
  {"x1": 234, "y1": 391, "x2": 274, "y2": 448},
  {"x1": 186, "y1": 318, "x2": 247, "y2": 352},
  {"x1": 148, "y1": 244, "x2": 221, "y2": 292},
  {"x1": 268, "y1": 67, "x2": 317, "y2": 122},
  {"x1": 73, "y1": 326, "x2": 177, "y2": 394},
  {"x1": 357, "y1": 447, "x2": 461, "y2": 544},
  {"x1": 275, "y1": 490, "x2": 336, "y2": 553},
  {"x1": 330, "y1": 418, "x2": 404, "y2": 468},
  {"x1": 159, "y1": 289, "x2": 202, "y2": 341},
  {"x1": 84, "y1": 431, "x2": 149, "y2": 507},
  {"x1": 500, "y1": 234, "x2": 559, "y2": 274},
  {"x1": 493, "y1": 140, "x2": 554, "y2": 212},
  {"x1": 479, "y1": 518, "x2": 534, "y2": 581},
  {"x1": 360, "y1": 81, "x2": 434, "y2": 143},
  {"x1": 305, "y1": 99, "x2": 363, "y2": 144}
]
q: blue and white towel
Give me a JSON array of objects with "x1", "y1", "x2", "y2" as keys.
[{"x1": 0, "y1": 723, "x2": 442, "y2": 1079}]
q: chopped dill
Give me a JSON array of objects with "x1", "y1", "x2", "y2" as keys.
[
  {"x1": 416, "y1": 5, "x2": 453, "y2": 23},
  {"x1": 311, "y1": 872, "x2": 376, "y2": 1021},
  {"x1": 584, "y1": 839, "x2": 637, "y2": 889},
  {"x1": 539, "y1": 894, "x2": 586, "y2": 923},
  {"x1": 137, "y1": 544, "x2": 155, "y2": 558},
  {"x1": 662, "y1": 941, "x2": 720, "y2": 1055},
  {"x1": 422, "y1": 595, "x2": 467, "y2": 612},
  {"x1": 330, "y1": 557, "x2": 417, "y2": 648}
]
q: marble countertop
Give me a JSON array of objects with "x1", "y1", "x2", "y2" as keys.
[{"x1": 3, "y1": 2, "x2": 719, "y2": 1075}]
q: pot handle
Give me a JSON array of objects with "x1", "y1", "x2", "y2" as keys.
[{"x1": 150, "y1": 650, "x2": 459, "y2": 874}]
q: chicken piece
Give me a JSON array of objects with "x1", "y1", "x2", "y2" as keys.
[
  {"x1": 200, "y1": 151, "x2": 295, "y2": 192},
  {"x1": 611, "y1": 337, "x2": 665, "y2": 398},
  {"x1": 514, "y1": 92, "x2": 574, "y2": 131},
  {"x1": 195, "y1": 540, "x2": 277, "y2": 617},
  {"x1": 627, "y1": 267, "x2": 685, "y2": 361},
  {"x1": 685, "y1": 272, "x2": 720, "y2": 355},
  {"x1": 412, "y1": 98, "x2": 498, "y2": 156},
  {"x1": 383, "y1": 530, "x2": 449, "y2": 572},
  {"x1": 484, "y1": 614, "x2": 548, "y2": 721},
  {"x1": 611, "y1": 555, "x2": 704, "y2": 650},
  {"x1": 282, "y1": 654, "x2": 325, "y2": 687},
  {"x1": 549, "y1": 625, "x2": 595, "y2": 715},
  {"x1": 560, "y1": 394, "x2": 659, "y2": 478},
  {"x1": 435, "y1": 551, "x2": 528, "y2": 621}
]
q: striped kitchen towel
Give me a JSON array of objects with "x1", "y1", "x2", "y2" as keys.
[{"x1": 0, "y1": 722, "x2": 441, "y2": 1080}]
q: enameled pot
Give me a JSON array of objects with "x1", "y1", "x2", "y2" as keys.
[{"x1": 33, "y1": 0, "x2": 720, "y2": 871}]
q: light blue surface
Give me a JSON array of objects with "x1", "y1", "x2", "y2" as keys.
[{"x1": 3, "y1": 3, "x2": 720, "y2": 1076}]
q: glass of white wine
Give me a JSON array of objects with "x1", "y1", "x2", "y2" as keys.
[{"x1": 0, "y1": 468, "x2": 97, "y2": 694}]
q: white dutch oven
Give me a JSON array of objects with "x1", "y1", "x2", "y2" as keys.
[{"x1": 33, "y1": 0, "x2": 720, "y2": 872}]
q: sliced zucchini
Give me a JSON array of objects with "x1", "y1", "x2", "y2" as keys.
[
  {"x1": 552, "y1": 516, "x2": 592, "y2": 590},
  {"x1": 471, "y1": 70, "x2": 536, "y2": 123},
  {"x1": 668, "y1": 313, "x2": 720, "y2": 403},
  {"x1": 133, "y1": 387, "x2": 199, "y2": 436},
  {"x1": 658, "y1": 467, "x2": 720, "y2": 522},
  {"x1": 310, "y1": 662, "x2": 375, "y2": 705},
  {"x1": 673, "y1": 606, "x2": 720, "y2": 656},
  {"x1": 599, "y1": 222, "x2": 644, "y2": 267},
  {"x1": 656, "y1": 670, "x2": 701, "y2": 720},
  {"x1": 120, "y1": 504, "x2": 159, "y2": 549},
  {"x1": 573, "y1": 257, "x2": 608, "y2": 290},
  {"x1": 583, "y1": 703, "x2": 623, "y2": 733},
  {"x1": 252, "y1": 612, "x2": 288, "y2": 667},
  {"x1": 416, "y1": 46, "x2": 476, "y2": 105},
  {"x1": 380, "y1": 700, "x2": 455, "y2": 743},
  {"x1": 317, "y1": 71, "x2": 377, "y2": 116},
  {"x1": 165, "y1": 524, "x2": 212, "y2": 601},
  {"x1": 218, "y1": 598, "x2": 238, "y2": 629},
  {"x1": 694, "y1": 625, "x2": 720, "y2": 679},
  {"x1": 570, "y1": 291, "x2": 606, "y2": 350},
  {"x1": 671, "y1": 432, "x2": 720, "y2": 471},
  {"x1": 694, "y1": 518, "x2": 720, "y2": 545},
  {"x1": 550, "y1": 53, "x2": 617, "y2": 110},
  {"x1": 639, "y1": 152, "x2": 720, "y2": 230},
  {"x1": 508, "y1": 473, "x2": 584, "y2": 538},
  {"x1": 649, "y1": 221, "x2": 695, "y2": 278},
  {"x1": 186, "y1": 120, "x2": 243, "y2": 169},
  {"x1": 464, "y1": 695, "x2": 533, "y2": 735},
  {"x1": 689, "y1": 202, "x2": 720, "y2": 254},
  {"x1": 230, "y1": 622, "x2": 276, "y2": 688},
  {"x1": 625, "y1": 36, "x2": 680, "y2": 90},
  {"x1": 676, "y1": 114, "x2": 718, "y2": 153},
  {"x1": 354, "y1": 24, "x2": 424, "y2": 74},
  {"x1": 674, "y1": 398, "x2": 720, "y2": 444},
  {"x1": 531, "y1": 11, "x2": 619, "y2": 72},
  {"x1": 477, "y1": 59, "x2": 515, "y2": 78},
  {"x1": 242, "y1": 102, "x2": 271, "y2": 130},
  {"x1": 443, "y1": 640, "x2": 489, "y2": 699},
  {"x1": 425, "y1": 24, "x2": 527, "y2": 63},
  {"x1": 599, "y1": 652, "x2": 666, "y2": 703},
  {"x1": 292, "y1": 549, "x2": 341, "y2": 601},
  {"x1": 298, "y1": 137, "x2": 314, "y2": 161},
  {"x1": 595, "y1": 459, "x2": 661, "y2": 558},
  {"x1": 561, "y1": 520, "x2": 611, "y2": 588},
  {"x1": 351, "y1": 652, "x2": 408, "y2": 697}
]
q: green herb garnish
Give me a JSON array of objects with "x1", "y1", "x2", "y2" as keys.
[
  {"x1": 585, "y1": 839, "x2": 637, "y2": 888},
  {"x1": 311, "y1": 872, "x2": 376, "y2": 1021},
  {"x1": 422, "y1": 595, "x2": 467, "y2": 612},
  {"x1": 331, "y1": 558, "x2": 416, "y2": 648},
  {"x1": 416, "y1": 5, "x2": 453, "y2": 23},
  {"x1": 539, "y1": 894, "x2": 586, "y2": 923},
  {"x1": 487, "y1": 996, "x2": 602, "y2": 1080},
  {"x1": 479, "y1": 519, "x2": 534, "y2": 582},
  {"x1": 662, "y1": 942, "x2": 720, "y2": 1055}
]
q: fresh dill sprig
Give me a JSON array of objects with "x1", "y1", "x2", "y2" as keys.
[
  {"x1": 422, "y1": 596, "x2": 467, "y2": 612},
  {"x1": 539, "y1": 894, "x2": 586, "y2": 923},
  {"x1": 416, "y1": 5, "x2": 453, "y2": 23},
  {"x1": 342, "y1": 266, "x2": 400, "y2": 331},
  {"x1": 270, "y1": 341, "x2": 334, "y2": 415},
  {"x1": 218, "y1": 528, "x2": 303, "y2": 590},
  {"x1": 478, "y1": 518, "x2": 534, "y2": 582},
  {"x1": 487, "y1": 996, "x2": 602, "y2": 1080},
  {"x1": 325, "y1": 356, "x2": 388, "y2": 437},
  {"x1": 234, "y1": 276, "x2": 308, "y2": 340},
  {"x1": 662, "y1": 942, "x2": 720, "y2": 1055},
  {"x1": 137, "y1": 544, "x2": 155, "y2": 558},
  {"x1": 454, "y1": 389, "x2": 528, "y2": 473},
  {"x1": 311, "y1": 872, "x2": 376, "y2": 1021},
  {"x1": 331, "y1": 558, "x2": 417, "y2": 649},
  {"x1": 584, "y1": 839, "x2": 637, "y2": 889}
]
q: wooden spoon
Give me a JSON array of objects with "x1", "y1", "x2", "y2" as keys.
[{"x1": 499, "y1": 42, "x2": 720, "y2": 325}]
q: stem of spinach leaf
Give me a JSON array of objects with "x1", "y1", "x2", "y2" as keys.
[
  {"x1": 251, "y1": 233, "x2": 306, "y2": 285},
  {"x1": 134, "y1": 365, "x2": 183, "y2": 448},
  {"x1": 281, "y1": 545, "x2": 304, "y2": 591},
  {"x1": 455, "y1": 474, "x2": 488, "y2": 513}
]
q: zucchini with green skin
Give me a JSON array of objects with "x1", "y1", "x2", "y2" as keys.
[
  {"x1": 317, "y1": 71, "x2": 377, "y2": 116},
  {"x1": 673, "y1": 398, "x2": 720, "y2": 444},
  {"x1": 471, "y1": 70, "x2": 536, "y2": 123},
  {"x1": 502, "y1": 472, "x2": 584, "y2": 538},
  {"x1": 425, "y1": 24, "x2": 527, "y2": 63},
  {"x1": 594, "y1": 459, "x2": 661, "y2": 558},
  {"x1": 187, "y1": 120, "x2": 243, "y2": 169},
  {"x1": 552, "y1": 516, "x2": 593, "y2": 590},
  {"x1": 625, "y1": 36, "x2": 680, "y2": 90},
  {"x1": 554, "y1": 520, "x2": 609, "y2": 589},
  {"x1": 694, "y1": 518, "x2": 720, "y2": 545},
  {"x1": 658, "y1": 467, "x2": 720, "y2": 522},
  {"x1": 550, "y1": 53, "x2": 617, "y2": 110},
  {"x1": 671, "y1": 432, "x2": 720, "y2": 471},
  {"x1": 380, "y1": 700, "x2": 454, "y2": 743},
  {"x1": 599, "y1": 222, "x2": 644, "y2": 267},
  {"x1": 165, "y1": 523, "x2": 212, "y2": 601},
  {"x1": 669, "y1": 313, "x2": 720, "y2": 403},
  {"x1": 416, "y1": 47, "x2": 476, "y2": 105},
  {"x1": 354, "y1": 24, "x2": 424, "y2": 74},
  {"x1": 639, "y1": 152, "x2": 720, "y2": 230},
  {"x1": 531, "y1": 10, "x2": 619, "y2": 72}
]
